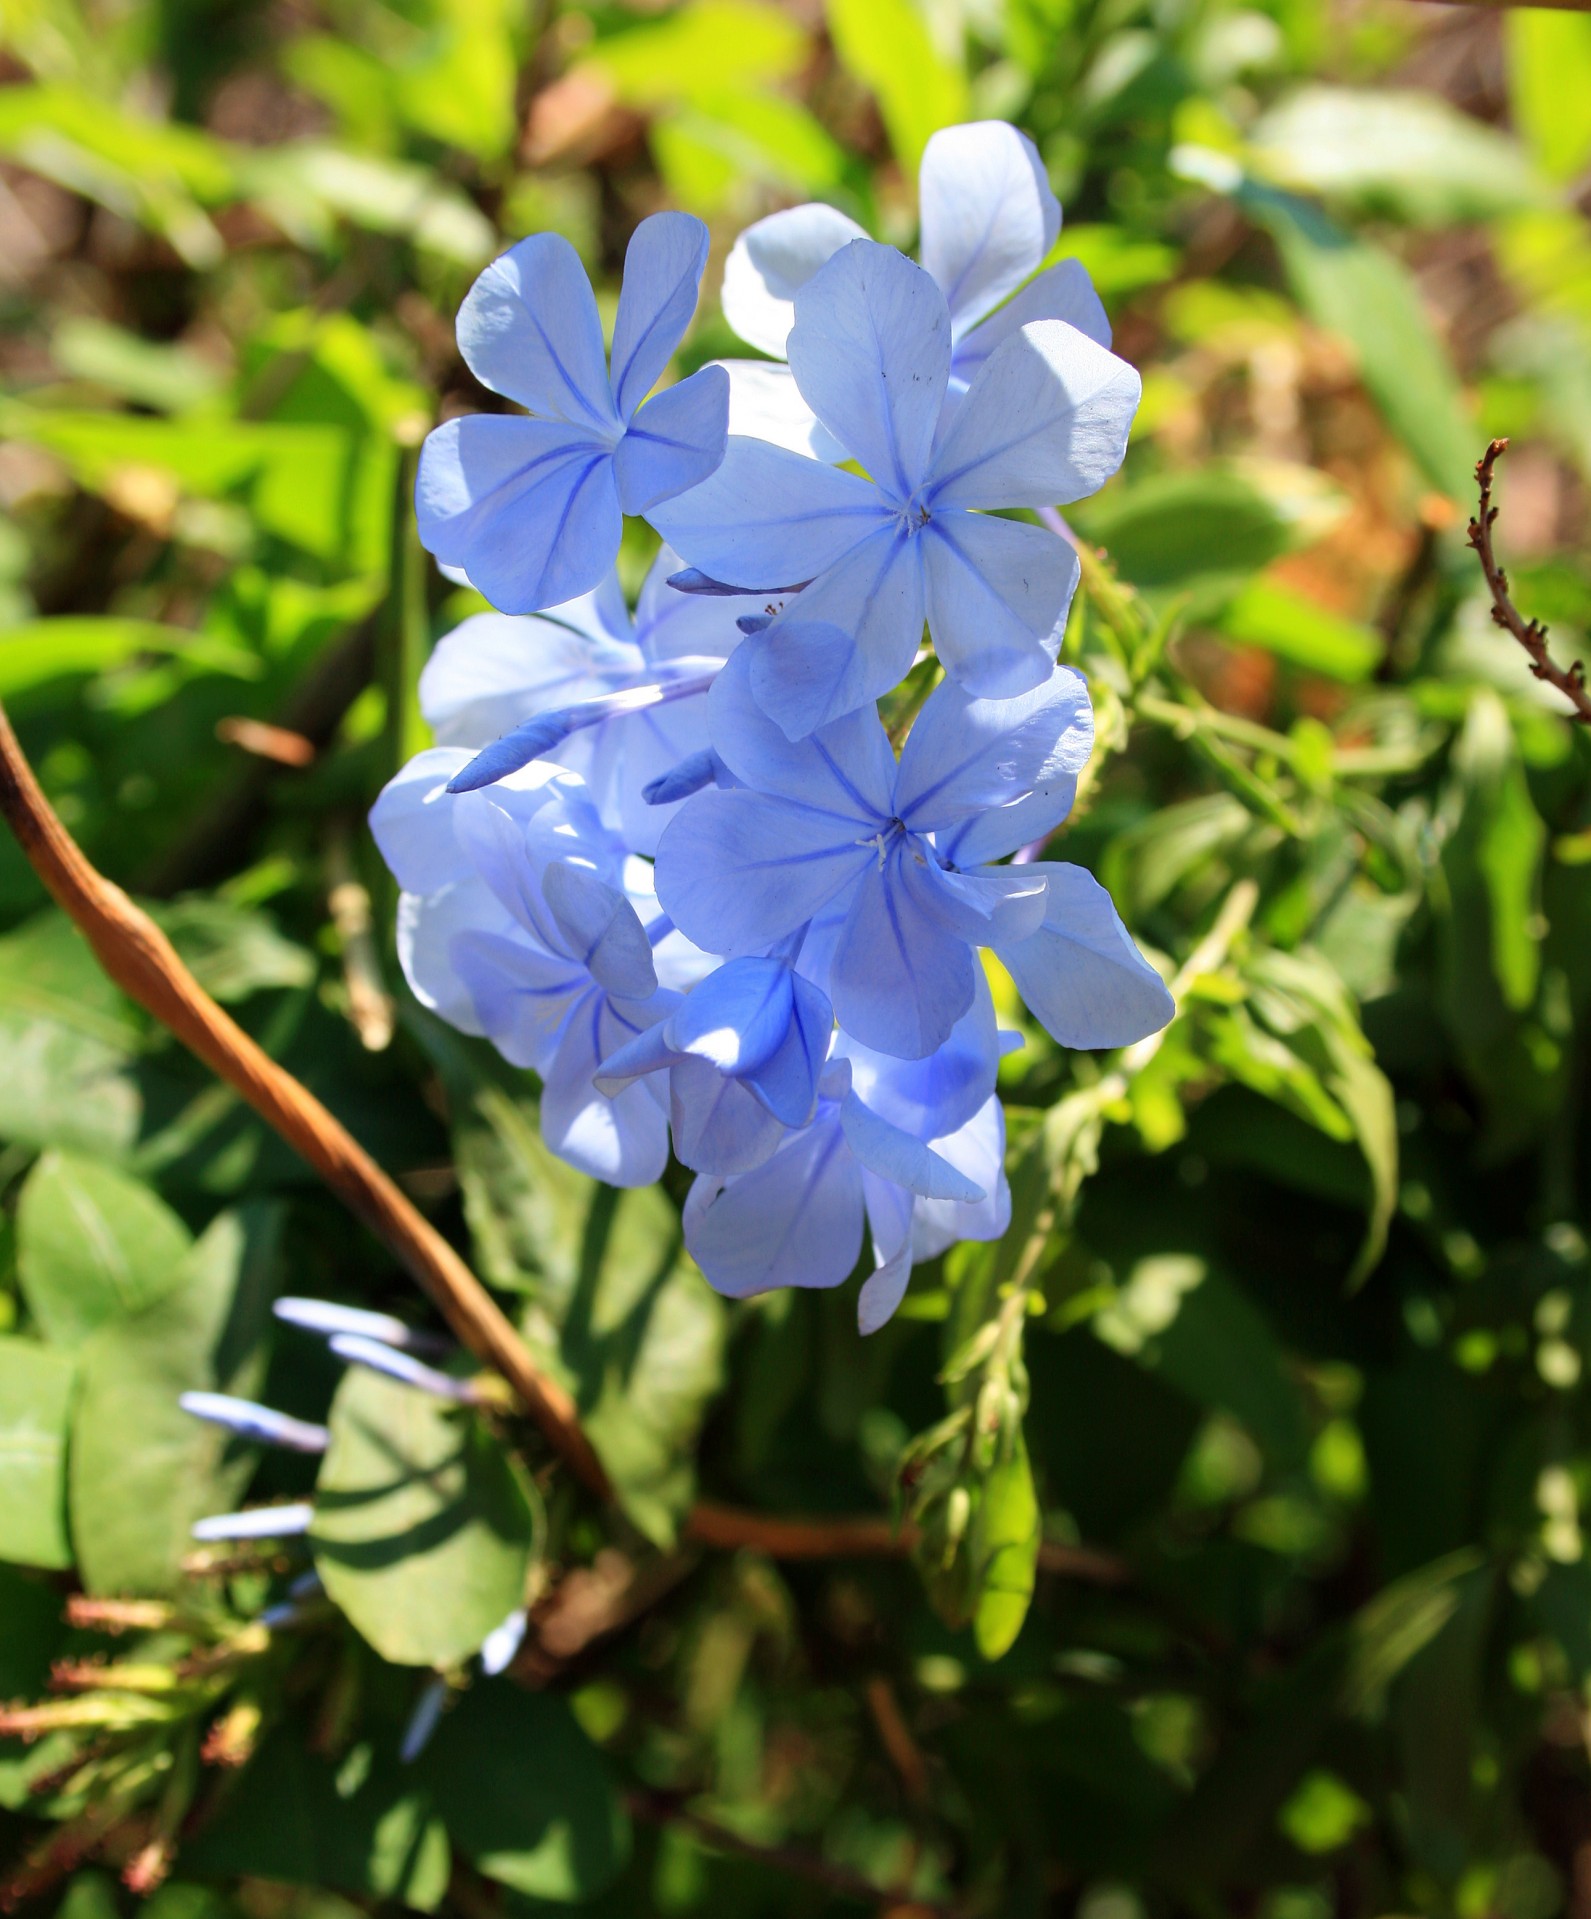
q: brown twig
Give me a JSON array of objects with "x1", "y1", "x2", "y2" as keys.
[
  {"x1": 1468, "y1": 439, "x2": 1591, "y2": 725},
  {"x1": 0, "y1": 696, "x2": 610, "y2": 1499}
]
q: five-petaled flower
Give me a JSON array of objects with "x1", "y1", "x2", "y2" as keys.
[{"x1": 416, "y1": 212, "x2": 729, "y2": 616}]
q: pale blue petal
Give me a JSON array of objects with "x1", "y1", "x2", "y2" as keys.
[
  {"x1": 903, "y1": 853, "x2": 1048, "y2": 948},
  {"x1": 748, "y1": 968, "x2": 833, "y2": 1127},
  {"x1": 829, "y1": 849, "x2": 976, "y2": 1058},
  {"x1": 648, "y1": 435, "x2": 888, "y2": 589},
  {"x1": 668, "y1": 955, "x2": 795, "y2": 1072},
  {"x1": 912, "y1": 1095, "x2": 1010, "y2": 1261},
  {"x1": 919, "y1": 122, "x2": 1060, "y2": 337},
  {"x1": 451, "y1": 926, "x2": 587, "y2": 1070},
  {"x1": 857, "y1": 1175, "x2": 915, "y2": 1334},
  {"x1": 938, "y1": 774, "x2": 1079, "y2": 868},
  {"x1": 721, "y1": 359, "x2": 848, "y2": 461},
  {"x1": 419, "y1": 611, "x2": 639, "y2": 750},
  {"x1": 541, "y1": 988, "x2": 672, "y2": 1186},
  {"x1": 840, "y1": 1091, "x2": 984, "y2": 1202},
  {"x1": 610, "y1": 211, "x2": 710, "y2": 420},
  {"x1": 397, "y1": 880, "x2": 513, "y2": 1035},
  {"x1": 684, "y1": 1116, "x2": 864, "y2": 1298},
  {"x1": 654, "y1": 788, "x2": 874, "y2": 957},
  {"x1": 707, "y1": 643, "x2": 894, "y2": 820},
  {"x1": 455, "y1": 233, "x2": 618, "y2": 433},
  {"x1": 451, "y1": 783, "x2": 572, "y2": 951},
  {"x1": 993, "y1": 861, "x2": 1175, "y2": 1047},
  {"x1": 606, "y1": 693, "x2": 715, "y2": 858},
  {"x1": 927, "y1": 320, "x2": 1140, "y2": 511},
  {"x1": 921, "y1": 510, "x2": 1077, "y2": 698},
  {"x1": 721, "y1": 202, "x2": 868, "y2": 357},
  {"x1": 416, "y1": 415, "x2": 622, "y2": 614},
  {"x1": 370, "y1": 748, "x2": 475, "y2": 895},
  {"x1": 669, "y1": 1057, "x2": 786, "y2": 1176},
  {"x1": 748, "y1": 523, "x2": 925, "y2": 740},
  {"x1": 839, "y1": 969, "x2": 1000, "y2": 1141},
  {"x1": 635, "y1": 544, "x2": 745, "y2": 665},
  {"x1": 614, "y1": 364, "x2": 729, "y2": 515},
  {"x1": 541, "y1": 859, "x2": 658, "y2": 1000},
  {"x1": 895, "y1": 662, "x2": 1094, "y2": 832},
  {"x1": 787, "y1": 240, "x2": 949, "y2": 500},
  {"x1": 948, "y1": 260, "x2": 1111, "y2": 405}
]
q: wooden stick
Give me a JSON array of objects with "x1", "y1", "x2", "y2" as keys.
[
  {"x1": 0, "y1": 697, "x2": 612, "y2": 1501},
  {"x1": 1468, "y1": 439, "x2": 1591, "y2": 725}
]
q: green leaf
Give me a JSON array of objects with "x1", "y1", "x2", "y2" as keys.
[
  {"x1": 0, "y1": 1562, "x2": 62, "y2": 1696},
  {"x1": 583, "y1": 0, "x2": 808, "y2": 104},
  {"x1": 0, "y1": 617, "x2": 259, "y2": 696},
  {"x1": 416, "y1": 1683, "x2": 630, "y2": 1901},
  {"x1": 182, "y1": 1722, "x2": 450, "y2": 1909},
  {"x1": 1250, "y1": 86, "x2": 1543, "y2": 227},
  {"x1": 152, "y1": 899, "x2": 316, "y2": 1003},
  {"x1": 1071, "y1": 461, "x2": 1345, "y2": 603},
  {"x1": 69, "y1": 1205, "x2": 280, "y2": 1595},
  {"x1": 825, "y1": 0, "x2": 968, "y2": 171},
  {"x1": 51, "y1": 316, "x2": 227, "y2": 414},
  {"x1": 1507, "y1": 10, "x2": 1591, "y2": 186},
  {"x1": 1216, "y1": 579, "x2": 1382, "y2": 683},
  {"x1": 16, "y1": 1150, "x2": 193, "y2": 1349},
  {"x1": 1238, "y1": 180, "x2": 1477, "y2": 500},
  {"x1": 973, "y1": 1428, "x2": 1041, "y2": 1660},
  {"x1": 310, "y1": 1366, "x2": 535, "y2": 1668},
  {"x1": 0, "y1": 1338, "x2": 77, "y2": 1570}
]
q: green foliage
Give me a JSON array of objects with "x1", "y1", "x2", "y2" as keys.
[{"x1": 0, "y1": 0, "x2": 1590, "y2": 1913}]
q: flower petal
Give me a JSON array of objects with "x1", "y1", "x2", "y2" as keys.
[
  {"x1": 857, "y1": 1176, "x2": 915, "y2": 1334},
  {"x1": 668, "y1": 1058, "x2": 786, "y2": 1176},
  {"x1": 541, "y1": 859, "x2": 658, "y2": 1000},
  {"x1": 708, "y1": 642, "x2": 895, "y2": 821},
  {"x1": 451, "y1": 926, "x2": 587, "y2": 1070},
  {"x1": 839, "y1": 969, "x2": 1000, "y2": 1141},
  {"x1": 456, "y1": 234, "x2": 619, "y2": 434},
  {"x1": 654, "y1": 787, "x2": 874, "y2": 957},
  {"x1": 912, "y1": 1095, "x2": 1011, "y2": 1260},
  {"x1": 419, "y1": 610, "x2": 640, "y2": 750},
  {"x1": 895, "y1": 662, "x2": 1094, "y2": 831},
  {"x1": 937, "y1": 775, "x2": 1080, "y2": 868},
  {"x1": 949, "y1": 259, "x2": 1111, "y2": 403},
  {"x1": 840, "y1": 1091, "x2": 984, "y2": 1202},
  {"x1": 921, "y1": 509, "x2": 1077, "y2": 699},
  {"x1": 668, "y1": 955, "x2": 795, "y2": 1073},
  {"x1": 721, "y1": 202, "x2": 868, "y2": 357},
  {"x1": 369, "y1": 747, "x2": 475, "y2": 895},
  {"x1": 610, "y1": 210, "x2": 710, "y2": 421},
  {"x1": 540, "y1": 989, "x2": 672, "y2": 1186},
  {"x1": 747, "y1": 968, "x2": 833, "y2": 1127},
  {"x1": 397, "y1": 880, "x2": 513, "y2": 1035},
  {"x1": 416, "y1": 415, "x2": 622, "y2": 615},
  {"x1": 634, "y1": 543, "x2": 746, "y2": 665},
  {"x1": 927, "y1": 319, "x2": 1140, "y2": 511},
  {"x1": 993, "y1": 861, "x2": 1175, "y2": 1047},
  {"x1": 720, "y1": 360, "x2": 848, "y2": 461},
  {"x1": 829, "y1": 848, "x2": 976, "y2": 1059},
  {"x1": 684, "y1": 1117, "x2": 864, "y2": 1298},
  {"x1": 787, "y1": 240, "x2": 950, "y2": 501},
  {"x1": 903, "y1": 854, "x2": 1049, "y2": 949},
  {"x1": 614, "y1": 364, "x2": 729, "y2": 515},
  {"x1": 748, "y1": 522, "x2": 926, "y2": 740},
  {"x1": 648, "y1": 434, "x2": 888, "y2": 589},
  {"x1": 919, "y1": 122, "x2": 1060, "y2": 336}
]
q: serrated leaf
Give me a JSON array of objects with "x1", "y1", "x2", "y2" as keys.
[
  {"x1": 69, "y1": 1205, "x2": 280, "y2": 1594},
  {"x1": 416, "y1": 1683, "x2": 630, "y2": 1902},
  {"x1": 310, "y1": 1367, "x2": 535, "y2": 1668},
  {"x1": 0, "y1": 1338, "x2": 76, "y2": 1570},
  {"x1": 16, "y1": 1151, "x2": 193, "y2": 1349}
]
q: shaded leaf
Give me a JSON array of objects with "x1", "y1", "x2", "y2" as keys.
[{"x1": 0, "y1": 1338, "x2": 76, "y2": 1570}]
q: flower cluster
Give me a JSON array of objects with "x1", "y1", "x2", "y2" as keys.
[{"x1": 378, "y1": 122, "x2": 1174, "y2": 1331}]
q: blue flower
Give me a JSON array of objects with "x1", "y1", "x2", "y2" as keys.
[
  {"x1": 417, "y1": 213, "x2": 729, "y2": 615},
  {"x1": 651, "y1": 237, "x2": 1140, "y2": 739},
  {"x1": 653, "y1": 646, "x2": 1171, "y2": 1061},
  {"x1": 417, "y1": 548, "x2": 752, "y2": 852},
  {"x1": 718, "y1": 120, "x2": 1112, "y2": 454},
  {"x1": 371, "y1": 755, "x2": 711, "y2": 1185},
  {"x1": 684, "y1": 1001, "x2": 1012, "y2": 1332}
]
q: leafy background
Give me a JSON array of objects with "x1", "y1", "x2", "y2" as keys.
[{"x1": 2, "y1": 0, "x2": 1591, "y2": 1913}]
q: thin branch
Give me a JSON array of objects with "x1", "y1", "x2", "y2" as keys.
[
  {"x1": 0, "y1": 697, "x2": 610, "y2": 1500},
  {"x1": 1468, "y1": 438, "x2": 1591, "y2": 725}
]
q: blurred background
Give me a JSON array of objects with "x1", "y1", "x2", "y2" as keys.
[{"x1": 3, "y1": 0, "x2": 1591, "y2": 1914}]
